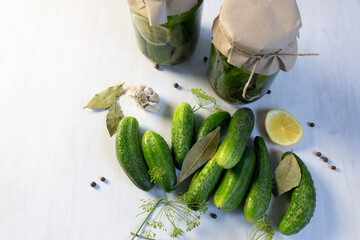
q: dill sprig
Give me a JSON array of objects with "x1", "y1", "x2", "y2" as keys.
[
  {"x1": 131, "y1": 168, "x2": 208, "y2": 239},
  {"x1": 148, "y1": 167, "x2": 165, "y2": 184},
  {"x1": 248, "y1": 215, "x2": 274, "y2": 240},
  {"x1": 132, "y1": 198, "x2": 207, "y2": 239},
  {"x1": 190, "y1": 88, "x2": 222, "y2": 112}
]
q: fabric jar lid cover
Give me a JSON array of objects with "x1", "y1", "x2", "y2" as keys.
[
  {"x1": 127, "y1": 0, "x2": 198, "y2": 26},
  {"x1": 212, "y1": 0, "x2": 302, "y2": 75}
]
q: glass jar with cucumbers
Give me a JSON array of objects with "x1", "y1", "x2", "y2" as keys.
[
  {"x1": 209, "y1": 0, "x2": 302, "y2": 104},
  {"x1": 208, "y1": 44, "x2": 278, "y2": 104},
  {"x1": 129, "y1": 0, "x2": 203, "y2": 66}
]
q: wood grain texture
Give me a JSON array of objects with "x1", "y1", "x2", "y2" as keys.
[{"x1": 0, "y1": 0, "x2": 359, "y2": 239}]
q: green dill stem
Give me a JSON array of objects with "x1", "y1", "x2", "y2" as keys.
[
  {"x1": 131, "y1": 199, "x2": 165, "y2": 240},
  {"x1": 192, "y1": 106, "x2": 201, "y2": 113},
  {"x1": 130, "y1": 232, "x2": 155, "y2": 240}
]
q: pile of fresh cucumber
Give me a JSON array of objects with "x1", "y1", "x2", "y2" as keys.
[{"x1": 115, "y1": 102, "x2": 316, "y2": 235}]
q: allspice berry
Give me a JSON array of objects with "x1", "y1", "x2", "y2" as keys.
[
  {"x1": 315, "y1": 152, "x2": 321, "y2": 157},
  {"x1": 154, "y1": 64, "x2": 159, "y2": 69},
  {"x1": 331, "y1": 165, "x2": 336, "y2": 170},
  {"x1": 308, "y1": 122, "x2": 315, "y2": 127}
]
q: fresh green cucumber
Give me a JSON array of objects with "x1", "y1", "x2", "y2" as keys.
[
  {"x1": 213, "y1": 146, "x2": 256, "y2": 212},
  {"x1": 196, "y1": 111, "x2": 231, "y2": 142},
  {"x1": 142, "y1": 130, "x2": 177, "y2": 193},
  {"x1": 243, "y1": 136, "x2": 272, "y2": 222},
  {"x1": 171, "y1": 102, "x2": 195, "y2": 169},
  {"x1": 214, "y1": 108, "x2": 254, "y2": 169},
  {"x1": 279, "y1": 152, "x2": 316, "y2": 235},
  {"x1": 183, "y1": 157, "x2": 223, "y2": 210},
  {"x1": 115, "y1": 117, "x2": 154, "y2": 191}
]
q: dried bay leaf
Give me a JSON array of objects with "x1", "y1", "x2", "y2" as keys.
[
  {"x1": 175, "y1": 127, "x2": 220, "y2": 187},
  {"x1": 106, "y1": 101, "x2": 123, "y2": 137},
  {"x1": 85, "y1": 83, "x2": 125, "y2": 110},
  {"x1": 274, "y1": 152, "x2": 301, "y2": 197}
]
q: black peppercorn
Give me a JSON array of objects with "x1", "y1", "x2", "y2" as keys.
[
  {"x1": 315, "y1": 152, "x2": 321, "y2": 157},
  {"x1": 308, "y1": 122, "x2": 315, "y2": 127},
  {"x1": 100, "y1": 177, "x2": 106, "y2": 182},
  {"x1": 174, "y1": 83, "x2": 179, "y2": 88},
  {"x1": 210, "y1": 213, "x2": 217, "y2": 219},
  {"x1": 90, "y1": 182, "x2": 96, "y2": 187},
  {"x1": 154, "y1": 64, "x2": 159, "y2": 69}
]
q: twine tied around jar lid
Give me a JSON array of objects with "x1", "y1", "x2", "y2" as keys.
[
  {"x1": 241, "y1": 52, "x2": 319, "y2": 100},
  {"x1": 211, "y1": 0, "x2": 319, "y2": 100}
]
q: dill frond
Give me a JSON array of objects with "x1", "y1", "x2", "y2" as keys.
[
  {"x1": 249, "y1": 215, "x2": 274, "y2": 240},
  {"x1": 148, "y1": 167, "x2": 165, "y2": 184},
  {"x1": 190, "y1": 88, "x2": 222, "y2": 112},
  {"x1": 132, "y1": 197, "x2": 207, "y2": 239}
]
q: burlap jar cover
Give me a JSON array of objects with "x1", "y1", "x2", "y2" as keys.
[
  {"x1": 212, "y1": 0, "x2": 303, "y2": 77},
  {"x1": 127, "y1": 0, "x2": 198, "y2": 26}
]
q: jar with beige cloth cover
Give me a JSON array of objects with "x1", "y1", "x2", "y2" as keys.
[
  {"x1": 127, "y1": 0, "x2": 203, "y2": 66},
  {"x1": 208, "y1": 0, "x2": 302, "y2": 104}
]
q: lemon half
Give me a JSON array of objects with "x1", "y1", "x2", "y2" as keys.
[
  {"x1": 265, "y1": 109, "x2": 303, "y2": 146},
  {"x1": 131, "y1": 13, "x2": 171, "y2": 46}
]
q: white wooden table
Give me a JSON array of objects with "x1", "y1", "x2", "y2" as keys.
[{"x1": 1, "y1": 0, "x2": 360, "y2": 239}]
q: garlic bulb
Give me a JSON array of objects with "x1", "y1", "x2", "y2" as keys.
[{"x1": 127, "y1": 85, "x2": 161, "y2": 112}]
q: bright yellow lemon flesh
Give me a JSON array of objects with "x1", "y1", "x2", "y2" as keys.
[{"x1": 265, "y1": 109, "x2": 303, "y2": 146}]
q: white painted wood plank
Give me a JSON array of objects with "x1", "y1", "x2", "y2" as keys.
[{"x1": 0, "y1": 0, "x2": 359, "y2": 239}]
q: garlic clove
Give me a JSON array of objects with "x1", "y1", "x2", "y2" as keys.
[
  {"x1": 145, "y1": 102, "x2": 161, "y2": 112},
  {"x1": 148, "y1": 93, "x2": 160, "y2": 103},
  {"x1": 143, "y1": 87, "x2": 154, "y2": 95},
  {"x1": 128, "y1": 85, "x2": 161, "y2": 112},
  {"x1": 137, "y1": 85, "x2": 146, "y2": 92},
  {"x1": 137, "y1": 92, "x2": 149, "y2": 107}
]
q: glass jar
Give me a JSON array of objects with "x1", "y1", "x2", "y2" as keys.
[
  {"x1": 130, "y1": 0, "x2": 203, "y2": 66},
  {"x1": 208, "y1": 44, "x2": 278, "y2": 104}
]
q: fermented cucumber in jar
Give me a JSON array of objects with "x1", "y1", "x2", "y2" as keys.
[
  {"x1": 208, "y1": 44, "x2": 278, "y2": 104},
  {"x1": 130, "y1": 0, "x2": 203, "y2": 66}
]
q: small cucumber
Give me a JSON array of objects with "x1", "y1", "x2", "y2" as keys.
[
  {"x1": 214, "y1": 108, "x2": 254, "y2": 169},
  {"x1": 213, "y1": 146, "x2": 256, "y2": 212},
  {"x1": 142, "y1": 130, "x2": 177, "y2": 193},
  {"x1": 279, "y1": 152, "x2": 316, "y2": 235},
  {"x1": 171, "y1": 102, "x2": 195, "y2": 169},
  {"x1": 244, "y1": 136, "x2": 273, "y2": 222},
  {"x1": 196, "y1": 111, "x2": 231, "y2": 142},
  {"x1": 183, "y1": 157, "x2": 223, "y2": 210},
  {"x1": 115, "y1": 117, "x2": 154, "y2": 191}
]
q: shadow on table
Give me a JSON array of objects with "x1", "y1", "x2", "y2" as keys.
[
  {"x1": 268, "y1": 148, "x2": 338, "y2": 239},
  {"x1": 255, "y1": 108, "x2": 314, "y2": 151}
]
